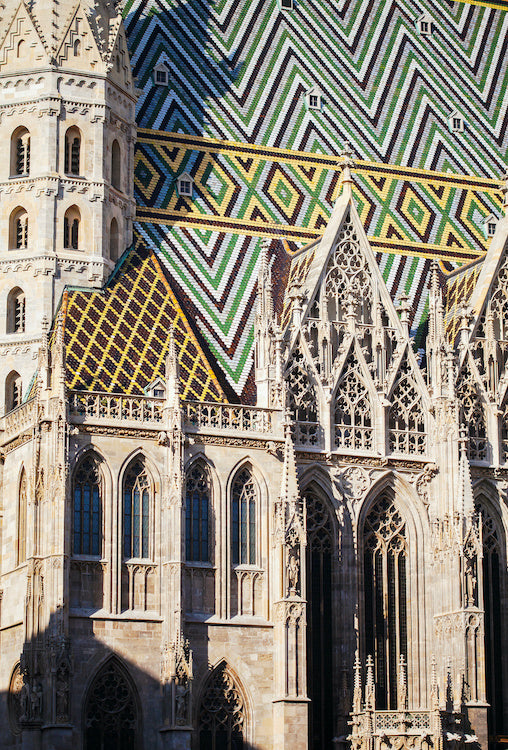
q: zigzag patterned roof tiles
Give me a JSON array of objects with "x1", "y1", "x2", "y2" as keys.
[{"x1": 121, "y1": 0, "x2": 508, "y2": 397}]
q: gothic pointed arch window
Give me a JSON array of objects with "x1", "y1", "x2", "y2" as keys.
[
  {"x1": 84, "y1": 658, "x2": 140, "y2": 750},
  {"x1": 285, "y1": 346, "x2": 319, "y2": 446},
  {"x1": 231, "y1": 467, "x2": 256, "y2": 566},
  {"x1": 198, "y1": 662, "x2": 246, "y2": 750},
  {"x1": 123, "y1": 458, "x2": 151, "y2": 559},
  {"x1": 73, "y1": 454, "x2": 102, "y2": 556},
  {"x1": 334, "y1": 354, "x2": 373, "y2": 450},
  {"x1": 457, "y1": 365, "x2": 488, "y2": 460},
  {"x1": 476, "y1": 500, "x2": 504, "y2": 736},
  {"x1": 388, "y1": 359, "x2": 426, "y2": 455},
  {"x1": 17, "y1": 468, "x2": 27, "y2": 565},
  {"x1": 185, "y1": 461, "x2": 210, "y2": 562},
  {"x1": 363, "y1": 493, "x2": 407, "y2": 709},
  {"x1": 305, "y1": 486, "x2": 334, "y2": 749}
]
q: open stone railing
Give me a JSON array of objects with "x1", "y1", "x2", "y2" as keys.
[
  {"x1": 3, "y1": 397, "x2": 37, "y2": 438},
  {"x1": 182, "y1": 401, "x2": 276, "y2": 435},
  {"x1": 374, "y1": 711, "x2": 431, "y2": 733},
  {"x1": 69, "y1": 391, "x2": 164, "y2": 425}
]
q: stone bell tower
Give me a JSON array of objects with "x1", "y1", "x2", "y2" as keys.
[{"x1": 0, "y1": 0, "x2": 136, "y2": 413}]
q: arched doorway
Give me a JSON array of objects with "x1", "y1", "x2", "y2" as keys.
[
  {"x1": 305, "y1": 486, "x2": 334, "y2": 750},
  {"x1": 84, "y1": 658, "x2": 140, "y2": 750},
  {"x1": 198, "y1": 662, "x2": 246, "y2": 750}
]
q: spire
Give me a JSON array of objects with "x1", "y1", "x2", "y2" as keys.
[
  {"x1": 353, "y1": 651, "x2": 362, "y2": 714},
  {"x1": 398, "y1": 653, "x2": 408, "y2": 710},
  {"x1": 365, "y1": 654, "x2": 375, "y2": 710},
  {"x1": 280, "y1": 418, "x2": 300, "y2": 504},
  {"x1": 165, "y1": 326, "x2": 180, "y2": 411},
  {"x1": 430, "y1": 654, "x2": 439, "y2": 709},
  {"x1": 458, "y1": 427, "x2": 475, "y2": 517},
  {"x1": 339, "y1": 141, "x2": 355, "y2": 198}
]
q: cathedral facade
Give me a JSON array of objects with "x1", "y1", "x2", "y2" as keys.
[{"x1": 0, "y1": 0, "x2": 507, "y2": 749}]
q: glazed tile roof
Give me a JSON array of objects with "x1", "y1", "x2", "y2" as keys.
[
  {"x1": 122, "y1": 0, "x2": 508, "y2": 398},
  {"x1": 63, "y1": 242, "x2": 225, "y2": 402}
]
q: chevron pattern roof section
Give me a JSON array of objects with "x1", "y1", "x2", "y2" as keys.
[
  {"x1": 125, "y1": 0, "x2": 508, "y2": 175},
  {"x1": 138, "y1": 220, "x2": 439, "y2": 394},
  {"x1": 134, "y1": 130, "x2": 504, "y2": 257},
  {"x1": 63, "y1": 243, "x2": 226, "y2": 402}
]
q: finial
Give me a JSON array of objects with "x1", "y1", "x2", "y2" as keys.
[
  {"x1": 353, "y1": 651, "x2": 362, "y2": 713},
  {"x1": 397, "y1": 292, "x2": 412, "y2": 336},
  {"x1": 339, "y1": 141, "x2": 355, "y2": 192}
]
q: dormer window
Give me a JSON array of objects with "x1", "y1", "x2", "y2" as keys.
[
  {"x1": 306, "y1": 88, "x2": 322, "y2": 111},
  {"x1": 144, "y1": 378, "x2": 166, "y2": 399},
  {"x1": 154, "y1": 62, "x2": 169, "y2": 87},
  {"x1": 279, "y1": 0, "x2": 293, "y2": 8},
  {"x1": 415, "y1": 14, "x2": 433, "y2": 35},
  {"x1": 177, "y1": 173, "x2": 193, "y2": 197},
  {"x1": 449, "y1": 111, "x2": 464, "y2": 132},
  {"x1": 482, "y1": 214, "x2": 498, "y2": 238}
]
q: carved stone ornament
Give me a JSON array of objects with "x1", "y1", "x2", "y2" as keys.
[{"x1": 336, "y1": 466, "x2": 370, "y2": 501}]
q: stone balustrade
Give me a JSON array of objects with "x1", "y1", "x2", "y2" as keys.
[
  {"x1": 69, "y1": 391, "x2": 164, "y2": 425},
  {"x1": 182, "y1": 400, "x2": 276, "y2": 435}
]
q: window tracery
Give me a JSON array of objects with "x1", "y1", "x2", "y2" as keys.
[
  {"x1": 334, "y1": 355, "x2": 373, "y2": 451},
  {"x1": 363, "y1": 494, "x2": 407, "y2": 710},
  {"x1": 123, "y1": 459, "x2": 150, "y2": 559},
  {"x1": 285, "y1": 346, "x2": 319, "y2": 446},
  {"x1": 388, "y1": 360, "x2": 426, "y2": 455},
  {"x1": 199, "y1": 663, "x2": 245, "y2": 750},
  {"x1": 457, "y1": 365, "x2": 488, "y2": 461},
  {"x1": 84, "y1": 660, "x2": 138, "y2": 750},
  {"x1": 185, "y1": 462, "x2": 210, "y2": 562},
  {"x1": 231, "y1": 468, "x2": 256, "y2": 566},
  {"x1": 73, "y1": 455, "x2": 102, "y2": 556},
  {"x1": 324, "y1": 217, "x2": 373, "y2": 324}
]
